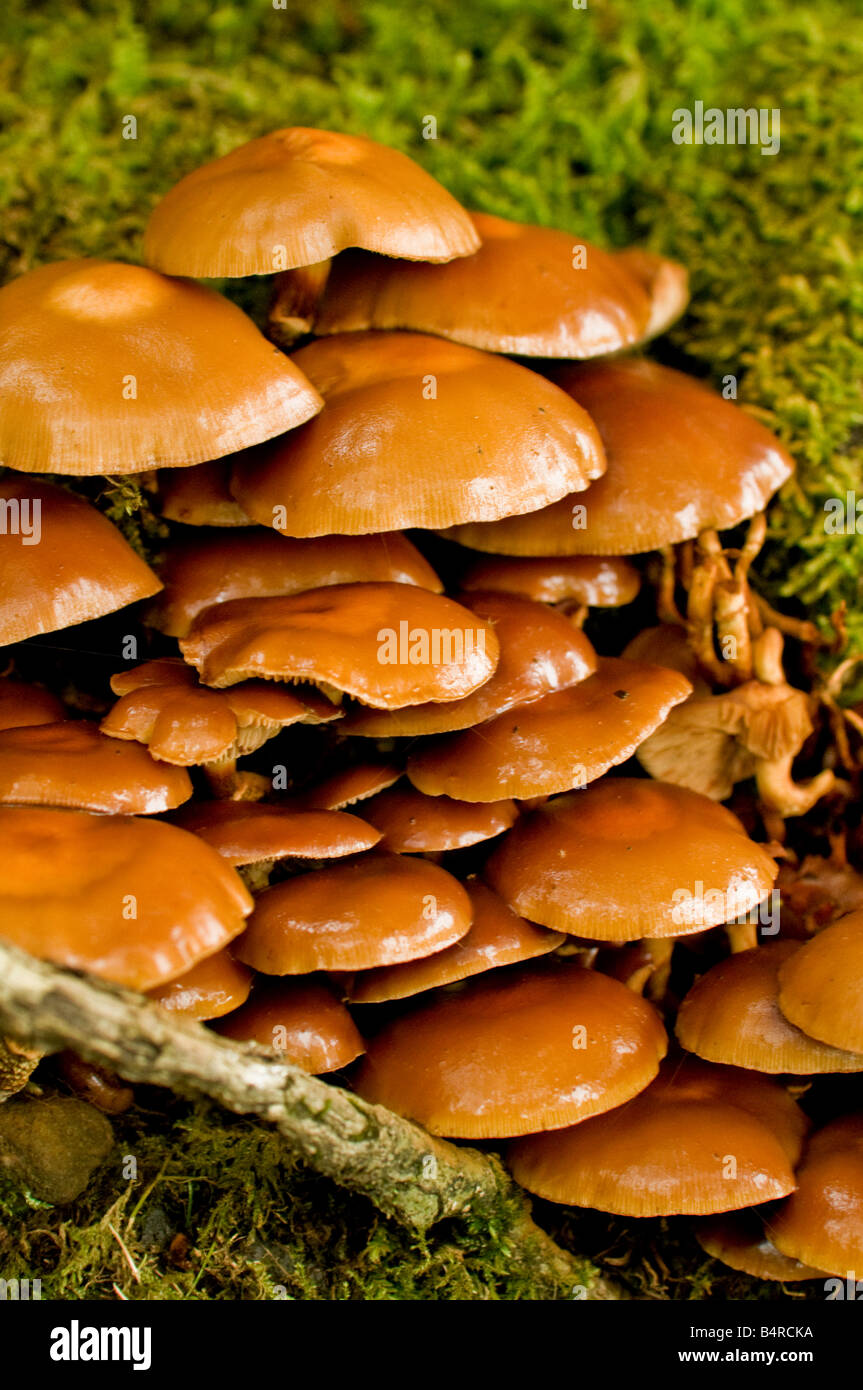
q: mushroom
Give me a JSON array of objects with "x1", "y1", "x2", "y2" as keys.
[
  {"x1": 694, "y1": 1212, "x2": 824, "y2": 1281},
  {"x1": 405, "y1": 657, "x2": 692, "y2": 802},
  {"x1": 147, "y1": 528, "x2": 442, "y2": 638},
  {"x1": 347, "y1": 878, "x2": 563, "y2": 1003},
  {"x1": 0, "y1": 478, "x2": 160, "y2": 645},
  {"x1": 234, "y1": 852, "x2": 473, "y2": 974},
  {"x1": 228, "y1": 332, "x2": 605, "y2": 536},
  {"x1": 442, "y1": 359, "x2": 793, "y2": 555},
  {"x1": 173, "y1": 801, "x2": 381, "y2": 873},
  {"x1": 148, "y1": 948, "x2": 253, "y2": 1020},
  {"x1": 676, "y1": 941, "x2": 863, "y2": 1073},
  {"x1": 0, "y1": 260, "x2": 322, "y2": 475},
  {"x1": 144, "y1": 127, "x2": 480, "y2": 277},
  {"x1": 358, "y1": 783, "x2": 517, "y2": 854},
  {"x1": 776, "y1": 910, "x2": 863, "y2": 1052},
  {"x1": 769, "y1": 1115, "x2": 863, "y2": 1277},
  {"x1": 297, "y1": 762, "x2": 402, "y2": 811},
  {"x1": 613, "y1": 247, "x2": 690, "y2": 340},
  {"x1": 0, "y1": 677, "x2": 65, "y2": 730},
  {"x1": 508, "y1": 1057, "x2": 807, "y2": 1216},
  {"x1": 213, "y1": 978, "x2": 364, "y2": 1074},
  {"x1": 158, "y1": 460, "x2": 254, "y2": 528},
  {"x1": 353, "y1": 961, "x2": 667, "y2": 1137},
  {"x1": 0, "y1": 721, "x2": 192, "y2": 813},
  {"x1": 459, "y1": 554, "x2": 641, "y2": 612},
  {"x1": 485, "y1": 777, "x2": 778, "y2": 941}
]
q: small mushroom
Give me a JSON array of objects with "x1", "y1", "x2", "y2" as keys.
[
  {"x1": 695, "y1": 1211, "x2": 824, "y2": 1281},
  {"x1": 769, "y1": 1115, "x2": 863, "y2": 1277},
  {"x1": 359, "y1": 784, "x2": 517, "y2": 854},
  {"x1": 213, "y1": 978, "x2": 364, "y2": 1074},
  {"x1": 459, "y1": 554, "x2": 641, "y2": 611},
  {"x1": 298, "y1": 762, "x2": 402, "y2": 811},
  {"x1": 148, "y1": 948, "x2": 253, "y2": 1020},
  {"x1": 173, "y1": 800, "x2": 381, "y2": 866},
  {"x1": 0, "y1": 678, "x2": 65, "y2": 730},
  {"x1": 776, "y1": 910, "x2": 863, "y2": 1052},
  {"x1": 158, "y1": 460, "x2": 253, "y2": 527}
]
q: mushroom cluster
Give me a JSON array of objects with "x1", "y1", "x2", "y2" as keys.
[{"x1": 1, "y1": 126, "x2": 859, "y2": 1288}]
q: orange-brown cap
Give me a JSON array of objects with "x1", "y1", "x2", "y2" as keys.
[
  {"x1": 148, "y1": 947, "x2": 253, "y2": 1020},
  {"x1": 460, "y1": 554, "x2": 641, "y2": 608},
  {"x1": 695, "y1": 1211, "x2": 824, "y2": 1281},
  {"x1": 676, "y1": 941, "x2": 863, "y2": 1074},
  {"x1": 173, "y1": 800, "x2": 381, "y2": 866},
  {"x1": 406, "y1": 657, "x2": 691, "y2": 802},
  {"x1": 0, "y1": 805, "x2": 252, "y2": 988},
  {"x1": 770, "y1": 1115, "x2": 863, "y2": 1276},
  {"x1": 486, "y1": 778, "x2": 778, "y2": 941},
  {"x1": 614, "y1": 247, "x2": 690, "y2": 341},
  {"x1": 0, "y1": 678, "x2": 65, "y2": 730},
  {"x1": 179, "y1": 584, "x2": 499, "y2": 706},
  {"x1": 508, "y1": 1057, "x2": 806, "y2": 1215},
  {"x1": 158, "y1": 460, "x2": 253, "y2": 527},
  {"x1": 359, "y1": 784, "x2": 517, "y2": 853},
  {"x1": 443, "y1": 360, "x2": 794, "y2": 556},
  {"x1": 297, "y1": 762, "x2": 402, "y2": 810},
  {"x1": 353, "y1": 962, "x2": 667, "y2": 1138},
  {"x1": 0, "y1": 477, "x2": 161, "y2": 645},
  {"x1": 347, "y1": 878, "x2": 563, "y2": 1003},
  {"x1": 144, "y1": 127, "x2": 480, "y2": 277},
  {"x1": 229, "y1": 332, "x2": 605, "y2": 535},
  {"x1": 234, "y1": 851, "x2": 472, "y2": 974},
  {"x1": 148, "y1": 528, "x2": 442, "y2": 638},
  {"x1": 344, "y1": 591, "x2": 596, "y2": 738},
  {"x1": 0, "y1": 720, "x2": 192, "y2": 814},
  {"x1": 777, "y1": 911, "x2": 863, "y2": 1052},
  {"x1": 213, "y1": 977, "x2": 364, "y2": 1073},
  {"x1": 294, "y1": 212, "x2": 683, "y2": 356},
  {"x1": 0, "y1": 260, "x2": 322, "y2": 475}
]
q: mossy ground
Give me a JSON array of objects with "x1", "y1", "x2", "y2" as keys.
[{"x1": 0, "y1": 0, "x2": 859, "y2": 1298}]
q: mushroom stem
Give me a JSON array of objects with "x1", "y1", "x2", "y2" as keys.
[
  {"x1": 755, "y1": 757, "x2": 840, "y2": 818},
  {"x1": 0, "y1": 1034, "x2": 42, "y2": 1101},
  {"x1": 644, "y1": 938, "x2": 675, "y2": 1003},
  {"x1": 726, "y1": 921, "x2": 759, "y2": 953},
  {"x1": 657, "y1": 546, "x2": 686, "y2": 626},
  {"x1": 752, "y1": 594, "x2": 820, "y2": 647}
]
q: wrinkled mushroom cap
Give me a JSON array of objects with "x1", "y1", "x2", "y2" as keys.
[
  {"x1": 0, "y1": 478, "x2": 161, "y2": 645},
  {"x1": 144, "y1": 127, "x2": 480, "y2": 277},
  {"x1": 148, "y1": 947, "x2": 253, "y2": 1020},
  {"x1": 695, "y1": 1211, "x2": 824, "y2": 1281},
  {"x1": 460, "y1": 554, "x2": 641, "y2": 608},
  {"x1": 173, "y1": 801, "x2": 381, "y2": 866},
  {"x1": 0, "y1": 260, "x2": 322, "y2": 475},
  {"x1": 214, "y1": 978, "x2": 364, "y2": 1074},
  {"x1": 486, "y1": 777, "x2": 778, "y2": 940},
  {"x1": 777, "y1": 911, "x2": 863, "y2": 1052},
  {"x1": 0, "y1": 806, "x2": 252, "y2": 988},
  {"x1": 353, "y1": 962, "x2": 667, "y2": 1138},
  {"x1": 770, "y1": 1115, "x2": 863, "y2": 1277},
  {"x1": 0, "y1": 678, "x2": 65, "y2": 731},
  {"x1": 443, "y1": 360, "x2": 794, "y2": 555},
  {"x1": 229, "y1": 332, "x2": 605, "y2": 536},
  {"x1": 359, "y1": 783, "x2": 518, "y2": 852}
]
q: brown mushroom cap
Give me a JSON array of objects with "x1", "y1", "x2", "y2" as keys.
[
  {"x1": 0, "y1": 260, "x2": 322, "y2": 475},
  {"x1": 234, "y1": 851, "x2": 472, "y2": 974},
  {"x1": 0, "y1": 721, "x2": 192, "y2": 814},
  {"x1": 777, "y1": 911, "x2": 863, "y2": 1052},
  {"x1": 144, "y1": 127, "x2": 480, "y2": 277},
  {"x1": 486, "y1": 777, "x2": 778, "y2": 941},
  {"x1": 179, "y1": 583, "x2": 499, "y2": 707},
  {"x1": 359, "y1": 783, "x2": 517, "y2": 852},
  {"x1": 229, "y1": 332, "x2": 606, "y2": 536},
  {"x1": 508, "y1": 1057, "x2": 806, "y2": 1216},
  {"x1": 406, "y1": 658, "x2": 692, "y2": 802},
  {"x1": 148, "y1": 947, "x2": 253, "y2": 1020},
  {"x1": 0, "y1": 478, "x2": 161, "y2": 645},
  {"x1": 297, "y1": 763, "x2": 402, "y2": 810},
  {"x1": 148, "y1": 528, "x2": 442, "y2": 638},
  {"x1": 173, "y1": 801, "x2": 381, "y2": 866},
  {"x1": 0, "y1": 806, "x2": 252, "y2": 988},
  {"x1": 443, "y1": 360, "x2": 794, "y2": 556},
  {"x1": 299, "y1": 212, "x2": 680, "y2": 356},
  {"x1": 614, "y1": 248, "x2": 690, "y2": 341},
  {"x1": 676, "y1": 941, "x2": 863, "y2": 1073},
  {"x1": 158, "y1": 460, "x2": 253, "y2": 527},
  {"x1": 770, "y1": 1115, "x2": 863, "y2": 1276},
  {"x1": 353, "y1": 962, "x2": 667, "y2": 1138},
  {"x1": 0, "y1": 678, "x2": 65, "y2": 731},
  {"x1": 344, "y1": 591, "x2": 596, "y2": 738},
  {"x1": 347, "y1": 879, "x2": 563, "y2": 1003},
  {"x1": 213, "y1": 978, "x2": 364, "y2": 1073},
  {"x1": 695, "y1": 1211, "x2": 824, "y2": 1282},
  {"x1": 460, "y1": 554, "x2": 641, "y2": 608}
]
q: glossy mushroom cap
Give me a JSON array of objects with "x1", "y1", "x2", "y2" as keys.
[
  {"x1": 179, "y1": 584, "x2": 499, "y2": 707},
  {"x1": 0, "y1": 721, "x2": 192, "y2": 814},
  {"x1": 213, "y1": 978, "x2": 364, "y2": 1074},
  {"x1": 234, "y1": 852, "x2": 472, "y2": 974},
  {"x1": 459, "y1": 554, "x2": 641, "y2": 608},
  {"x1": 173, "y1": 801, "x2": 381, "y2": 866},
  {"x1": 353, "y1": 962, "x2": 667, "y2": 1138},
  {"x1": 614, "y1": 248, "x2": 690, "y2": 340},
  {"x1": 345, "y1": 591, "x2": 596, "y2": 738},
  {"x1": 148, "y1": 948, "x2": 253, "y2": 1020},
  {"x1": 359, "y1": 784, "x2": 517, "y2": 852},
  {"x1": 0, "y1": 260, "x2": 322, "y2": 475},
  {"x1": 229, "y1": 332, "x2": 605, "y2": 536},
  {"x1": 0, "y1": 678, "x2": 65, "y2": 731},
  {"x1": 486, "y1": 778, "x2": 778, "y2": 940},
  {"x1": 148, "y1": 529, "x2": 442, "y2": 638},
  {"x1": 297, "y1": 762, "x2": 402, "y2": 810},
  {"x1": 296, "y1": 212, "x2": 686, "y2": 356},
  {"x1": 777, "y1": 911, "x2": 863, "y2": 1052},
  {"x1": 406, "y1": 658, "x2": 691, "y2": 802},
  {"x1": 508, "y1": 1057, "x2": 807, "y2": 1216},
  {"x1": 0, "y1": 478, "x2": 161, "y2": 645},
  {"x1": 0, "y1": 806, "x2": 252, "y2": 988},
  {"x1": 443, "y1": 360, "x2": 794, "y2": 556},
  {"x1": 695, "y1": 1212, "x2": 824, "y2": 1282},
  {"x1": 144, "y1": 127, "x2": 480, "y2": 277},
  {"x1": 158, "y1": 460, "x2": 253, "y2": 527},
  {"x1": 347, "y1": 879, "x2": 563, "y2": 1003},
  {"x1": 770, "y1": 1115, "x2": 863, "y2": 1276},
  {"x1": 676, "y1": 941, "x2": 863, "y2": 1073}
]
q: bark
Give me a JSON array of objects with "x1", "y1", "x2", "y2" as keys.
[{"x1": 0, "y1": 939, "x2": 622, "y2": 1299}]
